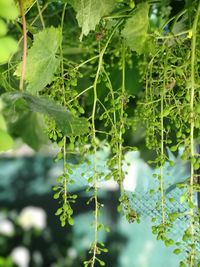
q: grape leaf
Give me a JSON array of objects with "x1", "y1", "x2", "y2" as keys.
[
  {"x1": 0, "y1": 114, "x2": 7, "y2": 131},
  {"x1": 0, "y1": 113, "x2": 13, "y2": 152},
  {"x1": 0, "y1": 37, "x2": 18, "y2": 63},
  {"x1": 11, "y1": 112, "x2": 49, "y2": 150},
  {"x1": 68, "y1": 0, "x2": 115, "y2": 40},
  {"x1": 0, "y1": 0, "x2": 18, "y2": 64},
  {"x1": 0, "y1": 0, "x2": 18, "y2": 20},
  {"x1": 0, "y1": 19, "x2": 7, "y2": 37},
  {"x1": 0, "y1": 129, "x2": 13, "y2": 152},
  {"x1": 2, "y1": 92, "x2": 89, "y2": 136},
  {"x1": 15, "y1": 27, "x2": 61, "y2": 94},
  {"x1": 121, "y1": 3, "x2": 149, "y2": 54}
]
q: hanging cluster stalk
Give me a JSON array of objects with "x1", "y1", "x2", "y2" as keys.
[
  {"x1": 158, "y1": 49, "x2": 167, "y2": 237},
  {"x1": 136, "y1": 2, "x2": 200, "y2": 265},
  {"x1": 84, "y1": 22, "x2": 124, "y2": 267},
  {"x1": 53, "y1": 137, "x2": 76, "y2": 227},
  {"x1": 116, "y1": 43, "x2": 138, "y2": 222},
  {"x1": 118, "y1": 42, "x2": 126, "y2": 196},
  {"x1": 188, "y1": 2, "x2": 200, "y2": 266},
  {"x1": 142, "y1": 46, "x2": 173, "y2": 244},
  {"x1": 51, "y1": 4, "x2": 78, "y2": 228},
  {"x1": 88, "y1": 43, "x2": 101, "y2": 267}
]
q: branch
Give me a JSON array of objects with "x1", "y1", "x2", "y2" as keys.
[{"x1": 18, "y1": 0, "x2": 27, "y2": 91}]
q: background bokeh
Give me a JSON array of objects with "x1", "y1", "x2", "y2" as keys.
[{"x1": 0, "y1": 147, "x2": 191, "y2": 267}]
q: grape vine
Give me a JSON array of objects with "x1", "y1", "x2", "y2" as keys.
[{"x1": 0, "y1": 0, "x2": 200, "y2": 266}]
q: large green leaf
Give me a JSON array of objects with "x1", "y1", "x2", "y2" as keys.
[
  {"x1": 0, "y1": 112, "x2": 13, "y2": 152},
  {"x1": 0, "y1": 19, "x2": 7, "y2": 37},
  {"x1": 11, "y1": 112, "x2": 49, "y2": 150},
  {"x1": 0, "y1": 114, "x2": 7, "y2": 131},
  {"x1": 0, "y1": 0, "x2": 18, "y2": 20},
  {"x1": 0, "y1": 129, "x2": 13, "y2": 152},
  {"x1": 0, "y1": 37, "x2": 18, "y2": 63},
  {"x1": 15, "y1": 27, "x2": 61, "y2": 94},
  {"x1": 121, "y1": 3, "x2": 149, "y2": 54},
  {"x1": 0, "y1": 0, "x2": 18, "y2": 64},
  {"x1": 3, "y1": 92, "x2": 89, "y2": 136},
  {"x1": 68, "y1": 0, "x2": 115, "y2": 40}
]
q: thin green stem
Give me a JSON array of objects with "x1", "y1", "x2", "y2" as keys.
[
  {"x1": 118, "y1": 42, "x2": 126, "y2": 195},
  {"x1": 60, "y1": 4, "x2": 67, "y2": 89},
  {"x1": 159, "y1": 40, "x2": 171, "y2": 229},
  {"x1": 103, "y1": 68, "x2": 117, "y2": 125},
  {"x1": 30, "y1": 3, "x2": 48, "y2": 26},
  {"x1": 155, "y1": 30, "x2": 191, "y2": 39},
  {"x1": 63, "y1": 137, "x2": 67, "y2": 206},
  {"x1": 160, "y1": 64, "x2": 166, "y2": 226},
  {"x1": 90, "y1": 50, "x2": 99, "y2": 267},
  {"x1": 71, "y1": 55, "x2": 99, "y2": 72},
  {"x1": 138, "y1": 99, "x2": 161, "y2": 105},
  {"x1": 97, "y1": 99, "x2": 115, "y2": 128},
  {"x1": 189, "y1": 2, "x2": 200, "y2": 266},
  {"x1": 25, "y1": 0, "x2": 36, "y2": 15},
  {"x1": 104, "y1": 14, "x2": 132, "y2": 19},
  {"x1": 11, "y1": 3, "x2": 48, "y2": 68},
  {"x1": 60, "y1": 4, "x2": 68, "y2": 210},
  {"x1": 18, "y1": 0, "x2": 27, "y2": 91},
  {"x1": 95, "y1": 130, "x2": 111, "y2": 136},
  {"x1": 90, "y1": 20, "x2": 123, "y2": 267},
  {"x1": 36, "y1": 0, "x2": 45, "y2": 29},
  {"x1": 161, "y1": 9, "x2": 186, "y2": 31},
  {"x1": 66, "y1": 85, "x2": 93, "y2": 105}
]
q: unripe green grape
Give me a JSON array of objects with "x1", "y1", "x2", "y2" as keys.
[{"x1": 129, "y1": 1, "x2": 135, "y2": 9}]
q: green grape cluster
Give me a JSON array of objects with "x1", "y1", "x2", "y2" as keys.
[
  {"x1": 53, "y1": 140, "x2": 77, "y2": 227},
  {"x1": 135, "y1": 4, "x2": 200, "y2": 265}
]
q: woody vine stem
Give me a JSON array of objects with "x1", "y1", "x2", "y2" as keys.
[{"x1": 18, "y1": 0, "x2": 27, "y2": 91}]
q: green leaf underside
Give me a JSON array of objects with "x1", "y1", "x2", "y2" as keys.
[
  {"x1": 68, "y1": 0, "x2": 116, "y2": 40},
  {"x1": 11, "y1": 112, "x2": 48, "y2": 151},
  {"x1": 121, "y1": 2, "x2": 149, "y2": 54},
  {"x1": 15, "y1": 27, "x2": 61, "y2": 94},
  {"x1": 3, "y1": 92, "x2": 89, "y2": 136}
]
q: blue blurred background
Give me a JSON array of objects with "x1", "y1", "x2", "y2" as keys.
[{"x1": 0, "y1": 146, "x2": 191, "y2": 267}]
